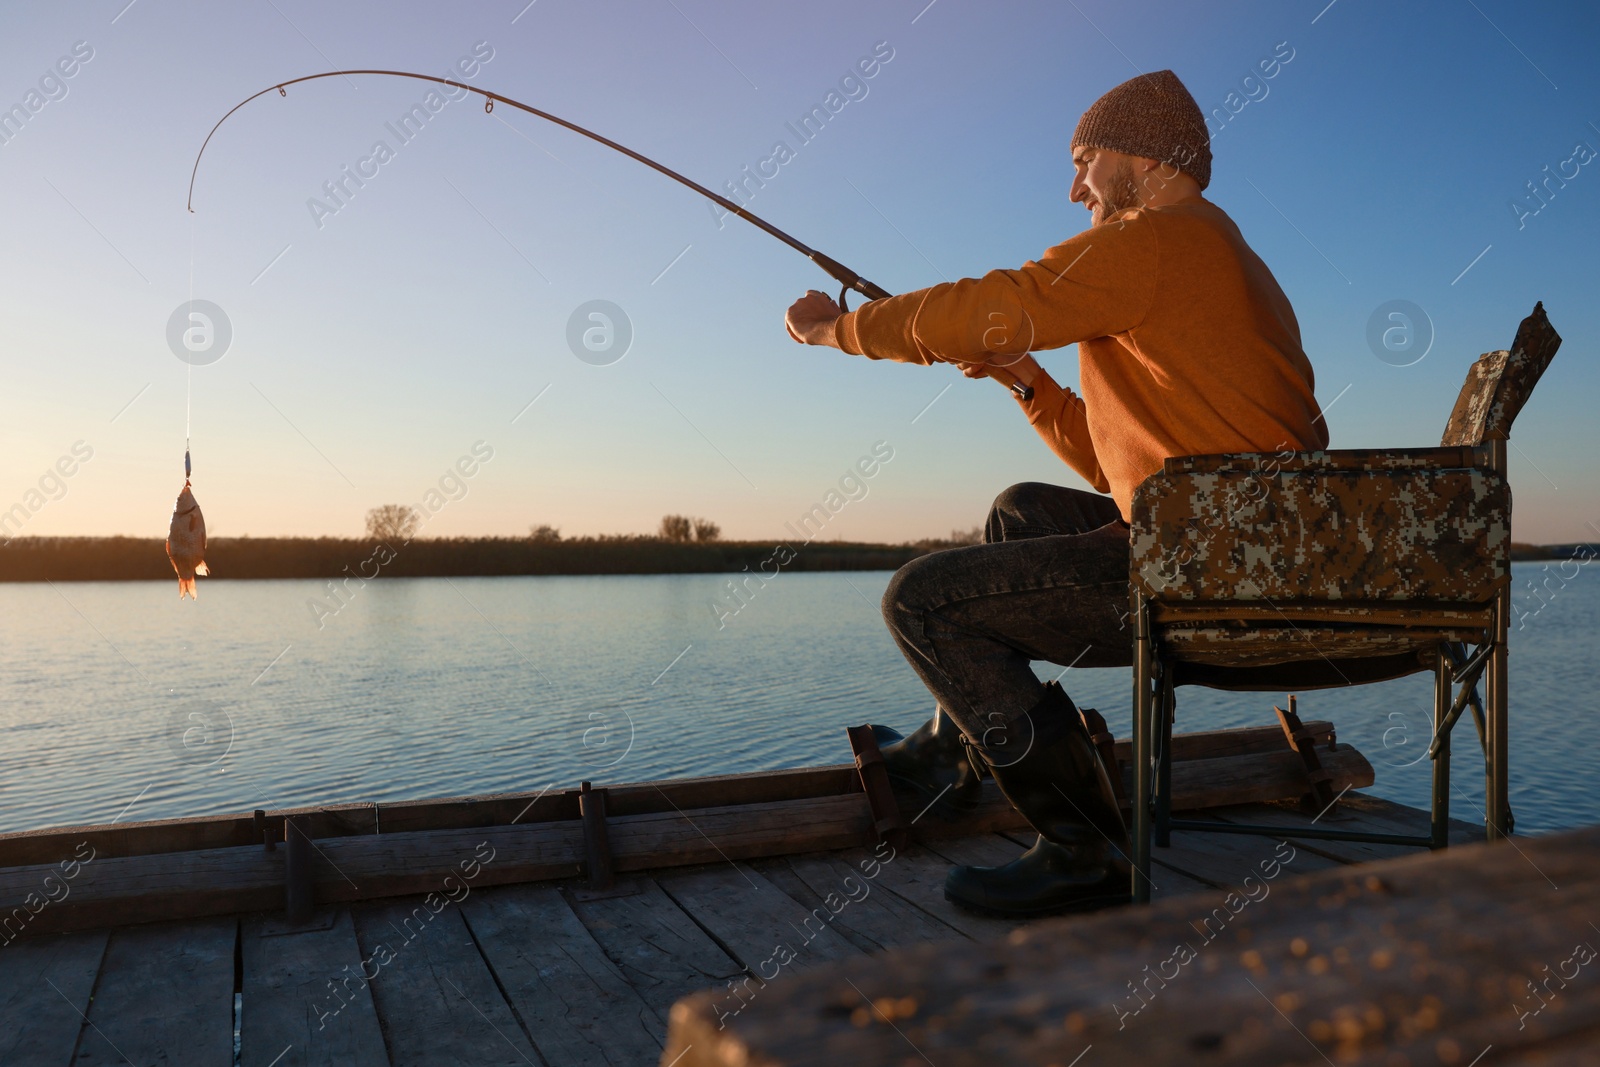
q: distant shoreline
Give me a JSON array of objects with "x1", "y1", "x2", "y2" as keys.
[
  {"x1": 0, "y1": 537, "x2": 1586, "y2": 582},
  {"x1": 0, "y1": 536, "x2": 940, "y2": 582}
]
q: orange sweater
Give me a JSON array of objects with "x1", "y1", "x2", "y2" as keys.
[{"x1": 834, "y1": 197, "x2": 1328, "y2": 521}]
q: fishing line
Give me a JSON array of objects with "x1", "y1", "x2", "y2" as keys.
[
  {"x1": 186, "y1": 69, "x2": 1033, "y2": 400},
  {"x1": 185, "y1": 213, "x2": 194, "y2": 483}
]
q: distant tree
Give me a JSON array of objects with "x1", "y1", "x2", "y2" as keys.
[
  {"x1": 529, "y1": 524, "x2": 562, "y2": 543},
  {"x1": 366, "y1": 505, "x2": 420, "y2": 544},
  {"x1": 658, "y1": 514, "x2": 693, "y2": 543},
  {"x1": 692, "y1": 518, "x2": 721, "y2": 543},
  {"x1": 909, "y1": 525, "x2": 986, "y2": 550}
]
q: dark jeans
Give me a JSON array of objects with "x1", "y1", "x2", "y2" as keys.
[{"x1": 881, "y1": 482, "x2": 1132, "y2": 743}]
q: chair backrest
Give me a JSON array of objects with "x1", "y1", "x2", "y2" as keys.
[{"x1": 1440, "y1": 302, "x2": 1562, "y2": 447}]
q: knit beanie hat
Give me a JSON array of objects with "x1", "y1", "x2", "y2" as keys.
[{"x1": 1072, "y1": 69, "x2": 1211, "y2": 190}]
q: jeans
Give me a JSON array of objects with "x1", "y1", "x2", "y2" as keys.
[{"x1": 881, "y1": 482, "x2": 1132, "y2": 743}]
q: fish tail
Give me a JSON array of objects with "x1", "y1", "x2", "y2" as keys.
[{"x1": 179, "y1": 578, "x2": 197, "y2": 600}]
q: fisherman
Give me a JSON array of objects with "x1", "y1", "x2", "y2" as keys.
[{"x1": 785, "y1": 70, "x2": 1328, "y2": 917}]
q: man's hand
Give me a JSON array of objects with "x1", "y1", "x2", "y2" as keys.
[{"x1": 785, "y1": 290, "x2": 843, "y2": 347}]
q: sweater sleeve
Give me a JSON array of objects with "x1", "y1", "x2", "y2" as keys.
[
  {"x1": 833, "y1": 212, "x2": 1158, "y2": 366},
  {"x1": 1015, "y1": 371, "x2": 1110, "y2": 493}
]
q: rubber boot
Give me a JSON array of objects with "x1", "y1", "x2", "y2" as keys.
[
  {"x1": 869, "y1": 707, "x2": 981, "y2": 820},
  {"x1": 944, "y1": 682, "x2": 1131, "y2": 917}
]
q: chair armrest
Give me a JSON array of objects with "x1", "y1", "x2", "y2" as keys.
[
  {"x1": 1162, "y1": 446, "x2": 1487, "y2": 477},
  {"x1": 1130, "y1": 466, "x2": 1510, "y2": 603}
]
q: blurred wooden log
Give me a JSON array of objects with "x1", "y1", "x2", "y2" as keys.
[{"x1": 663, "y1": 827, "x2": 1599, "y2": 1066}]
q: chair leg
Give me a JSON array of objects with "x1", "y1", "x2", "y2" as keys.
[
  {"x1": 1449, "y1": 642, "x2": 1491, "y2": 758},
  {"x1": 1131, "y1": 592, "x2": 1154, "y2": 905},
  {"x1": 1486, "y1": 592, "x2": 1511, "y2": 841},
  {"x1": 1154, "y1": 669, "x2": 1174, "y2": 849},
  {"x1": 1431, "y1": 646, "x2": 1451, "y2": 849}
]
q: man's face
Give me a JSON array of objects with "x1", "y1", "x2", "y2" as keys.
[{"x1": 1070, "y1": 146, "x2": 1141, "y2": 227}]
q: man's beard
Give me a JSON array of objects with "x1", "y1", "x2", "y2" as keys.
[{"x1": 1091, "y1": 160, "x2": 1142, "y2": 226}]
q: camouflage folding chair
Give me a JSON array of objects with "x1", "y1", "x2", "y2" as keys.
[{"x1": 1125, "y1": 303, "x2": 1561, "y2": 904}]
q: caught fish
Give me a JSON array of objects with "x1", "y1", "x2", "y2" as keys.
[{"x1": 166, "y1": 482, "x2": 210, "y2": 600}]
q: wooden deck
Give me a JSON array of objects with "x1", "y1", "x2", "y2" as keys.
[{"x1": 0, "y1": 791, "x2": 1476, "y2": 1066}]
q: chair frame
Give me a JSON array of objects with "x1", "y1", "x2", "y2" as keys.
[{"x1": 1125, "y1": 305, "x2": 1559, "y2": 904}]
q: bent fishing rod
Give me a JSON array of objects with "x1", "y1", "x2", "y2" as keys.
[{"x1": 186, "y1": 70, "x2": 1032, "y2": 400}]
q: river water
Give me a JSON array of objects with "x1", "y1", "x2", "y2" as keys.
[{"x1": 1, "y1": 563, "x2": 1592, "y2": 836}]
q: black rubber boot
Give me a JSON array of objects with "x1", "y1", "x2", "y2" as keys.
[
  {"x1": 944, "y1": 682, "x2": 1131, "y2": 917},
  {"x1": 869, "y1": 708, "x2": 982, "y2": 820}
]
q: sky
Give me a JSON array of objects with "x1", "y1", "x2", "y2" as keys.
[{"x1": 1, "y1": 0, "x2": 1596, "y2": 545}]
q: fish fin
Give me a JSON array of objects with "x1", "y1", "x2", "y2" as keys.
[
  {"x1": 195, "y1": 562, "x2": 210, "y2": 577},
  {"x1": 179, "y1": 578, "x2": 196, "y2": 600}
]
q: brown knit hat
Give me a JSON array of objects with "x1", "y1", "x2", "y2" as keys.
[{"x1": 1072, "y1": 69, "x2": 1211, "y2": 190}]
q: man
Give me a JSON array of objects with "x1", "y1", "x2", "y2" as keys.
[{"x1": 785, "y1": 70, "x2": 1328, "y2": 917}]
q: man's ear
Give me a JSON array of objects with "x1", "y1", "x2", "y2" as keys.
[{"x1": 1135, "y1": 155, "x2": 1180, "y2": 178}]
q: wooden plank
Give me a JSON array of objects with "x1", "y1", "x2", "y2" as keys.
[
  {"x1": 0, "y1": 723, "x2": 1334, "y2": 867},
  {"x1": 1209, "y1": 791, "x2": 1484, "y2": 864},
  {"x1": 0, "y1": 764, "x2": 860, "y2": 867},
  {"x1": 0, "y1": 929, "x2": 106, "y2": 1064},
  {"x1": 883, "y1": 743, "x2": 1364, "y2": 837},
  {"x1": 1143, "y1": 863, "x2": 1217, "y2": 901},
  {"x1": 1142, "y1": 814, "x2": 1343, "y2": 889},
  {"x1": 240, "y1": 908, "x2": 389, "y2": 1067},
  {"x1": 563, "y1": 878, "x2": 745, "y2": 1011},
  {"x1": 922, "y1": 831, "x2": 1030, "y2": 869},
  {"x1": 459, "y1": 884, "x2": 665, "y2": 1065},
  {"x1": 72, "y1": 917, "x2": 236, "y2": 1066},
  {"x1": 0, "y1": 797, "x2": 858, "y2": 937},
  {"x1": 853, "y1": 843, "x2": 1023, "y2": 943},
  {"x1": 1120, "y1": 744, "x2": 1374, "y2": 812},
  {"x1": 663, "y1": 823, "x2": 1600, "y2": 1066},
  {"x1": 351, "y1": 898, "x2": 540, "y2": 1067},
  {"x1": 907, "y1": 780, "x2": 1029, "y2": 836},
  {"x1": 1112, "y1": 718, "x2": 1335, "y2": 763},
  {"x1": 658, "y1": 864, "x2": 864, "y2": 974},
  {"x1": 755, "y1": 850, "x2": 965, "y2": 954},
  {"x1": 611, "y1": 795, "x2": 873, "y2": 872},
  {"x1": 0, "y1": 844, "x2": 287, "y2": 938}
]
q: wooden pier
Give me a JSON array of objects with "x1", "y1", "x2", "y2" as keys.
[{"x1": 1, "y1": 769, "x2": 1482, "y2": 1066}]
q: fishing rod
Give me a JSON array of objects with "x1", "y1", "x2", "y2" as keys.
[{"x1": 186, "y1": 70, "x2": 1033, "y2": 400}]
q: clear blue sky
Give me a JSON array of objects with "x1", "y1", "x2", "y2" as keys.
[{"x1": 2, "y1": 0, "x2": 1595, "y2": 544}]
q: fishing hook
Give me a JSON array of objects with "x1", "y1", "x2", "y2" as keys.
[{"x1": 186, "y1": 70, "x2": 1031, "y2": 399}]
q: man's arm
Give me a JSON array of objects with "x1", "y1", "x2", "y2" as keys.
[
  {"x1": 793, "y1": 290, "x2": 1109, "y2": 487},
  {"x1": 991, "y1": 356, "x2": 1109, "y2": 493},
  {"x1": 814, "y1": 219, "x2": 1156, "y2": 368}
]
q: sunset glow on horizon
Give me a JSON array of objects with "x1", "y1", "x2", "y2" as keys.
[{"x1": 2, "y1": 0, "x2": 1595, "y2": 546}]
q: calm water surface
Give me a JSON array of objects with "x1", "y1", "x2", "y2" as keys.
[{"x1": 1, "y1": 564, "x2": 1594, "y2": 836}]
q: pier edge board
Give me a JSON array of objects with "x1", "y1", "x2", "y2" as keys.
[{"x1": 0, "y1": 721, "x2": 1337, "y2": 867}]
